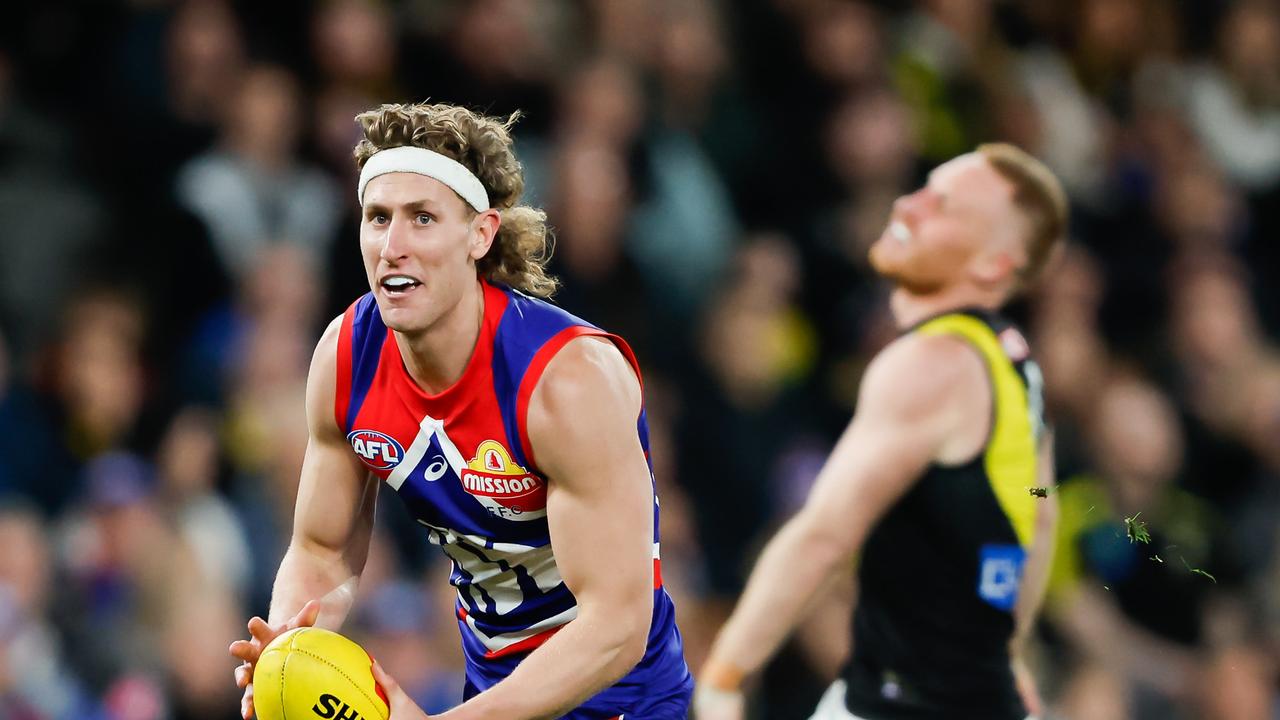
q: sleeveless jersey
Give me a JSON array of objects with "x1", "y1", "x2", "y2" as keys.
[
  {"x1": 841, "y1": 309, "x2": 1046, "y2": 720},
  {"x1": 335, "y1": 280, "x2": 692, "y2": 718}
]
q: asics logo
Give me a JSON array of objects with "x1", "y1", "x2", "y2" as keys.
[{"x1": 424, "y1": 455, "x2": 449, "y2": 482}]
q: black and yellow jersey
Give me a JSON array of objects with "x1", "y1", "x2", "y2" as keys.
[{"x1": 841, "y1": 309, "x2": 1046, "y2": 720}]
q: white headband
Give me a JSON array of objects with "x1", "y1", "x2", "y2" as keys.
[{"x1": 357, "y1": 146, "x2": 490, "y2": 211}]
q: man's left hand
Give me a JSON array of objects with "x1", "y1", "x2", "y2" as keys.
[{"x1": 371, "y1": 660, "x2": 431, "y2": 720}]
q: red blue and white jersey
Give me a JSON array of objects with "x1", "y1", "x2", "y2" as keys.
[{"x1": 335, "y1": 280, "x2": 692, "y2": 718}]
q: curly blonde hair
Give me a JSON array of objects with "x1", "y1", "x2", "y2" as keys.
[{"x1": 353, "y1": 102, "x2": 559, "y2": 298}]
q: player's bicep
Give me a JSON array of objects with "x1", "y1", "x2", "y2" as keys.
[
  {"x1": 291, "y1": 316, "x2": 377, "y2": 557},
  {"x1": 794, "y1": 417, "x2": 935, "y2": 557},
  {"x1": 793, "y1": 335, "x2": 976, "y2": 553},
  {"x1": 529, "y1": 338, "x2": 653, "y2": 617},
  {"x1": 291, "y1": 437, "x2": 374, "y2": 556}
]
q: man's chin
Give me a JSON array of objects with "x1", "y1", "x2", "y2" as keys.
[
  {"x1": 871, "y1": 244, "x2": 953, "y2": 295},
  {"x1": 377, "y1": 302, "x2": 430, "y2": 334},
  {"x1": 868, "y1": 240, "x2": 906, "y2": 277},
  {"x1": 871, "y1": 264, "x2": 946, "y2": 296},
  {"x1": 868, "y1": 252, "x2": 906, "y2": 285}
]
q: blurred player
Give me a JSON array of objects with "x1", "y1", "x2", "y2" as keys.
[
  {"x1": 695, "y1": 144, "x2": 1066, "y2": 720},
  {"x1": 229, "y1": 102, "x2": 692, "y2": 719}
]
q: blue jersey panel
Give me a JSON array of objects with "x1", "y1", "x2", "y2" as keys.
[
  {"x1": 346, "y1": 293, "x2": 385, "y2": 433},
  {"x1": 491, "y1": 287, "x2": 603, "y2": 470},
  {"x1": 460, "y1": 588, "x2": 693, "y2": 719}
]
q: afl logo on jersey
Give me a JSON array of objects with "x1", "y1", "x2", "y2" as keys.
[
  {"x1": 461, "y1": 440, "x2": 547, "y2": 521},
  {"x1": 347, "y1": 429, "x2": 404, "y2": 470}
]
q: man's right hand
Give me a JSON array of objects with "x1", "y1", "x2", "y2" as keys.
[{"x1": 229, "y1": 600, "x2": 321, "y2": 720}]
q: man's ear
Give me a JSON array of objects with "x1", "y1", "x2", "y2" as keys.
[
  {"x1": 470, "y1": 209, "x2": 501, "y2": 260},
  {"x1": 971, "y1": 250, "x2": 1021, "y2": 289}
]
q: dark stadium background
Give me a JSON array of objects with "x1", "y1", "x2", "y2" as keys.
[{"x1": 0, "y1": 1, "x2": 1277, "y2": 718}]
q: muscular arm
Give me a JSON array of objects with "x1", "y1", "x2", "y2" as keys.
[
  {"x1": 701, "y1": 334, "x2": 985, "y2": 687},
  {"x1": 268, "y1": 315, "x2": 380, "y2": 628},
  {"x1": 438, "y1": 336, "x2": 654, "y2": 720},
  {"x1": 232, "y1": 315, "x2": 381, "y2": 718}
]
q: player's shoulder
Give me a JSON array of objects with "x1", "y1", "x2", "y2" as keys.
[
  {"x1": 491, "y1": 282, "x2": 635, "y2": 409},
  {"x1": 310, "y1": 294, "x2": 379, "y2": 371},
  {"x1": 498, "y1": 286, "x2": 595, "y2": 336},
  {"x1": 303, "y1": 313, "x2": 348, "y2": 438},
  {"x1": 535, "y1": 336, "x2": 637, "y2": 413},
  {"x1": 525, "y1": 335, "x2": 641, "y2": 476},
  {"x1": 852, "y1": 332, "x2": 986, "y2": 428},
  {"x1": 311, "y1": 313, "x2": 346, "y2": 371},
  {"x1": 868, "y1": 331, "x2": 986, "y2": 394}
]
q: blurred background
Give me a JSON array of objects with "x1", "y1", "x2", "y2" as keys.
[{"x1": 0, "y1": 0, "x2": 1277, "y2": 718}]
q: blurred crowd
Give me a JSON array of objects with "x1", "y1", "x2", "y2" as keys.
[{"x1": 0, "y1": 0, "x2": 1278, "y2": 718}]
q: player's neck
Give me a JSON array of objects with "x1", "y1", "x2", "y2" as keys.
[
  {"x1": 395, "y1": 280, "x2": 486, "y2": 394},
  {"x1": 889, "y1": 285, "x2": 1003, "y2": 329}
]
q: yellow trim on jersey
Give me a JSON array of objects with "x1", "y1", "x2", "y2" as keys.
[
  {"x1": 1046, "y1": 474, "x2": 1111, "y2": 606},
  {"x1": 917, "y1": 314, "x2": 1038, "y2": 548}
]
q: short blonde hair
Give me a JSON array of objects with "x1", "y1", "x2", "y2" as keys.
[
  {"x1": 978, "y1": 143, "x2": 1069, "y2": 290},
  {"x1": 354, "y1": 102, "x2": 559, "y2": 298}
]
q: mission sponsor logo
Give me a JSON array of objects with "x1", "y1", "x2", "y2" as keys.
[
  {"x1": 347, "y1": 429, "x2": 404, "y2": 471},
  {"x1": 461, "y1": 440, "x2": 546, "y2": 521}
]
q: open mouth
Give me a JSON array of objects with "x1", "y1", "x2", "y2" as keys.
[
  {"x1": 889, "y1": 221, "x2": 912, "y2": 245},
  {"x1": 380, "y1": 275, "x2": 423, "y2": 294}
]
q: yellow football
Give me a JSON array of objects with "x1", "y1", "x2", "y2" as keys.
[{"x1": 252, "y1": 627, "x2": 389, "y2": 720}]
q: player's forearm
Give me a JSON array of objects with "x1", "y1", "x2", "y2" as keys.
[
  {"x1": 1010, "y1": 653, "x2": 1043, "y2": 716},
  {"x1": 704, "y1": 514, "x2": 848, "y2": 687},
  {"x1": 438, "y1": 603, "x2": 650, "y2": 720},
  {"x1": 267, "y1": 540, "x2": 361, "y2": 629}
]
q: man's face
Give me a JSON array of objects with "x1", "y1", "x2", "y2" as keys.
[
  {"x1": 360, "y1": 172, "x2": 491, "y2": 335},
  {"x1": 869, "y1": 154, "x2": 1020, "y2": 295}
]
